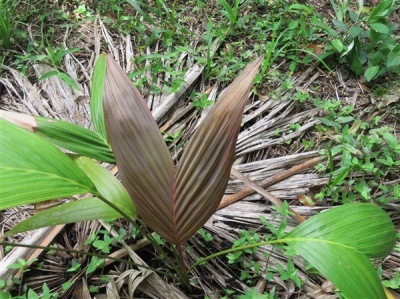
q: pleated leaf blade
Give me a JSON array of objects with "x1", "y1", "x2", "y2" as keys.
[
  {"x1": 91, "y1": 53, "x2": 108, "y2": 141},
  {"x1": 173, "y1": 56, "x2": 263, "y2": 244},
  {"x1": 7, "y1": 156, "x2": 135, "y2": 235},
  {"x1": 0, "y1": 110, "x2": 115, "y2": 163},
  {"x1": 0, "y1": 119, "x2": 95, "y2": 210},
  {"x1": 8, "y1": 197, "x2": 119, "y2": 235},
  {"x1": 287, "y1": 240, "x2": 386, "y2": 298},
  {"x1": 286, "y1": 203, "x2": 396, "y2": 257},
  {"x1": 283, "y1": 203, "x2": 395, "y2": 299},
  {"x1": 103, "y1": 56, "x2": 175, "y2": 240},
  {"x1": 102, "y1": 55, "x2": 262, "y2": 244},
  {"x1": 36, "y1": 116, "x2": 114, "y2": 163},
  {"x1": 73, "y1": 156, "x2": 136, "y2": 218}
]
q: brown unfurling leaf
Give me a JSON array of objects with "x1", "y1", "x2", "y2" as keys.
[
  {"x1": 103, "y1": 55, "x2": 175, "y2": 239},
  {"x1": 103, "y1": 54, "x2": 262, "y2": 244},
  {"x1": 173, "y1": 56, "x2": 263, "y2": 244}
]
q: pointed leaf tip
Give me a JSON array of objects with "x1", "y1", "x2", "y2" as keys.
[
  {"x1": 91, "y1": 53, "x2": 108, "y2": 141},
  {"x1": 101, "y1": 56, "x2": 262, "y2": 244},
  {"x1": 172, "y1": 56, "x2": 262, "y2": 244},
  {"x1": 102, "y1": 56, "x2": 175, "y2": 241}
]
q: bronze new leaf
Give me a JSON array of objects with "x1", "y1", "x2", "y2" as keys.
[{"x1": 103, "y1": 54, "x2": 262, "y2": 245}]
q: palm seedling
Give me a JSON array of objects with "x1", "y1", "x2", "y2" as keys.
[{"x1": 0, "y1": 54, "x2": 396, "y2": 298}]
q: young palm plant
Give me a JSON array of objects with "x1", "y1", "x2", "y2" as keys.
[{"x1": 0, "y1": 54, "x2": 396, "y2": 298}]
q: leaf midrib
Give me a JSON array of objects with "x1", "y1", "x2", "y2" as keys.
[
  {"x1": 0, "y1": 166, "x2": 94, "y2": 193},
  {"x1": 282, "y1": 237, "x2": 363, "y2": 252}
]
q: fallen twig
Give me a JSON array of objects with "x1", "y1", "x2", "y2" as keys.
[
  {"x1": 219, "y1": 157, "x2": 321, "y2": 210},
  {"x1": 0, "y1": 225, "x2": 64, "y2": 288},
  {"x1": 229, "y1": 168, "x2": 306, "y2": 224}
]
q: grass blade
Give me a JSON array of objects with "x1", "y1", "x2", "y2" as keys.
[{"x1": 125, "y1": 0, "x2": 156, "y2": 25}]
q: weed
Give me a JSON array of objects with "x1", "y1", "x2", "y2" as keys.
[
  {"x1": 0, "y1": 0, "x2": 13, "y2": 49},
  {"x1": 198, "y1": 228, "x2": 213, "y2": 242},
  {"x1": 164, "y1": 130, "x2": 184, "y2": 144},
  {"x1": 86, "y1": 256, "x2": 104, "y2": 275},
  {"x1": 66, "y1": 260, "x2": 81, "y2": 273},
  {"x1": 303, "y1": 96, "x2": 400, "y2": 203},
  {"x1": 17, "y1": 43, "x2": 81, "y2": 90},
  {"x1": 191, "y1": 92, "x2": 213, "y2": 110},
  {"x1": 324, "y1": 0, "x2": 400, "y2": 81},
  {"x1": 238, "y1": 287, "x2": 277, "y2": 299}
]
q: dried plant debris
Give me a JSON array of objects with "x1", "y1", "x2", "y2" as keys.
[{"x1": 1, "y1": 1, "x2": 399, "y2": 298}]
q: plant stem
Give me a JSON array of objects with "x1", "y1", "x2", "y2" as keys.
[
  {"x1": 135, "y1": 218, "x2": 182, "y2": 275},
  {"x1": 184, "y1": 239, "x2": 285, "y2": 279},
  {"x1": 169, "y1": 244, "x2": 182, "y2": 274},
  {"x1": 96, "y1": 194, "x2": 181, "y2": 275},
  {"x1": 177, "y1": 243, "x2": 186, "y2": 275},
  {"x1": 0, "y1": 241, "x2": 177, "y2": 280},
  {"x1": 175, "y1": 243, "x2": 193, "y2": 292}
]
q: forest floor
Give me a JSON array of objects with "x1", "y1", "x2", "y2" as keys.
[{"x1": 0, "y1": 0, "x2": 399, "y2": 298}]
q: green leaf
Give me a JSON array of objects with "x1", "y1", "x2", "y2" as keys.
[
  {"x1": 354, "y1": 179, "x2": 372, "y2": 200},
  {"x1": 59, "y1": 72, "x2": 80, "y2": 91},
  {"x1": 125, "y1": 0, "x2": 156, "y2": 25},
  {"x1": 7, "y1": 197, "x2": 122, "y2": 235},
  {"x1": 287, "y1": 240, "x2": 384, "y2": 298},
  {"x1": 72, "y1": 156, "x2": 136, "y2": 218},
  {"x1": 329, "y1": 167, "x2": 349, "y2": 192},
  {"x1": 67, "y1": 260, "x2": 81, "y2": 272},
  {"x1": 217, "y1": 0, "x2": 235, "y2": 23},
  {"x1": 370, "y1": 23, "x2": 389, "y2": 34},
  {"x1": 387, "y1": 47, "x2": 400, "y2": 68},
  {"x1": 368, "y1": 0, "x2": 393, "y2": 23},
  {"x1": 0, "y1": 120, "x2": 95, "y2": 210},
  {"x1": 86, "y1": 256, "x2": 103, "y2": 274},
  {"x1": 335, "y1": 116, "x2": 354, "y2": 123},
  {"x1": 54, "y1": 47, "x2": 81, "y2": 62},
  {"x1": 93, "y1": 239, "x2": 111, "y2": 253},
  {"x1": 332, "y1": 19, "x2": 347, "y2": 31},
  {"x1": 91, "y1": 54, "x2": 108, "y2": 141},
  {"x1": 341, "y1": 39, "x2": 354, "y2": 57},
  {"x1": 284, "y1": 203, "x2": 396, "y2": 299},
  {"x1": 332, "y1": 39, "x2": 344, "y2": 52},
  {"x1": 286, "y1": 204, "x2": 396, "y2": 258},
  {"x1": 381, "y1": 131, "x2": 398, "y2": 149},
  {"x1": 0, "y1": 291, "x2": 12, "y2": 299},
  {"x1": 348, "y1": 26, "x2": 362, "y2": 37},
  {"x1": 35, "y1": 116, "x2": 114, "y2": 163},
  {"x1": 39, "y1": 71, "x2": 58, "y2": 81},
  {"x1": 27, "y1": 54, "x2": 47, "y2": 61},
  {"x1": 320, "y1": 117, "x2": 341, "y2": 130},
  {"x1": 27, "y1": 289, "x2": 39, "y2": 299},
  {"x1": 383, "y1": 272, "x2": 400, "y2": 289},
  {"x1": 347, "y1": 38, "x2": 363, "y2": 75},
  {"x1": 62, "y1": 281, "x2": 73, "y2": 290},
  {"x1": 364, "y1": 66, "x2": 379, "y2": 82}
]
